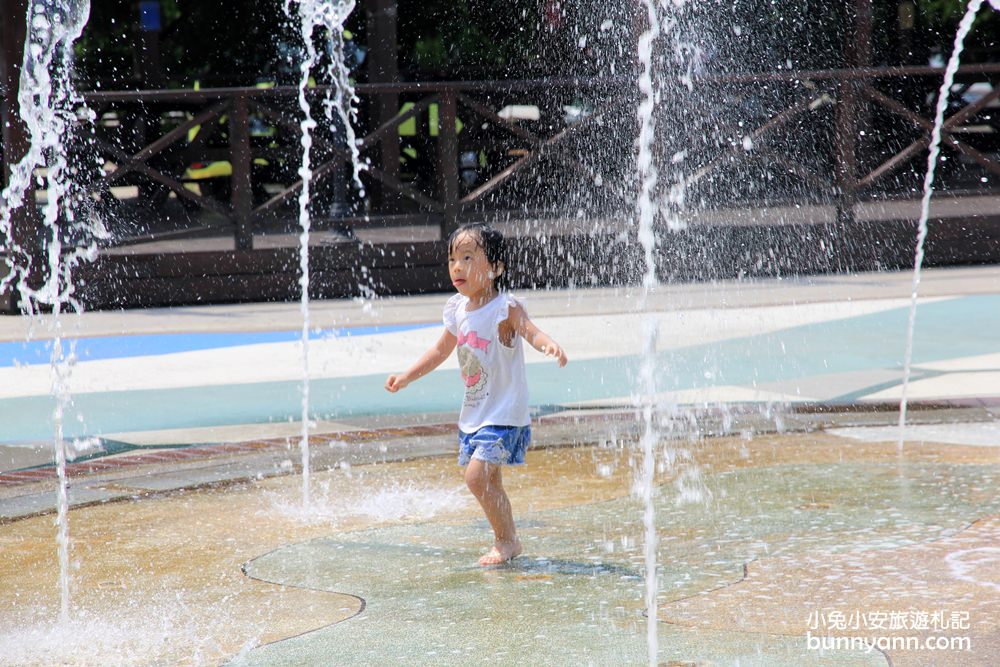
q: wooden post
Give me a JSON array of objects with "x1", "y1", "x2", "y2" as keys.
[
  {"x1": 437, "y1": 91, "x2": 459, "y2": 237},
  {"x1": 1, "y1": 0, "x2": 41, "y2": 310},
  {"x1": 366, "y1": 0, "x2": 401, "y2": 214},
  {"x1": 229, "y1": 95, "x2": 254, "y2": 250},
  {"x1": 834, "y1": 85, "x2": 859, "y2": 223},
  {"x1": 834, "y1": 0, "x2": 872, "y2": 223}
]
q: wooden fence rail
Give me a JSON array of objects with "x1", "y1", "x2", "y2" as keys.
[
  {"x1": 3, "y1": 67, "x2": 1000, "y2": 309},
  {"x1": 74, "y1": 77, "x2": 627, "y2": 250},
  {"x1": 61, "y1": 65, "x2": 1000, "y2": 254}
]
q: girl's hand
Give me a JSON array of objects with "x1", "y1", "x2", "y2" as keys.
[
  {"x1": 384, "y1": 330, "x2": 457, "y2": 394},
  {"x1": 385, "y1": 374, "x2": 410, "y2": 393},
  {"x1": 541, "y1": 342, "x2": 568, "y2": 367}
]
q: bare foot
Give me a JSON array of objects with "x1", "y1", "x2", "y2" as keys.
[{"x1": 479, "y1": 539, "x2": 522, "y2": 566}]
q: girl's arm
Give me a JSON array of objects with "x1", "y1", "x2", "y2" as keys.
[
  {"x1": 385, "y1": 329, "x2": 458, "y2": 392},
  {"x1": 506, "y1": 303, "x2": 568, "y2": 367}
]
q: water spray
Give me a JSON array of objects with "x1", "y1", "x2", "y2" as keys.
[
  {"x1": 898, "y1": 0, "x2": 987, "y2": 448},
  {"x1": 283, "y1": 0, "x2": 358, "y2": 507}
]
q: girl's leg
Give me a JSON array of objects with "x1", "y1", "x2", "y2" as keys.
[{"x1": 465, "y1": 459, "x2": 522, "y2": 565}]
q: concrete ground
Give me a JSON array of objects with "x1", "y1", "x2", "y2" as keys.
[{"x1": 1, "y1": 265, "x2": 999, "y2": 665}]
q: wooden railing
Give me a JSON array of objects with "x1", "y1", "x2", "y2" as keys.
[
  {"x1": 673, "y1": 63, "x2": 1000, "y2": 218},
  {"x1": 76, "y1": 77, "x2": 628, "y2": 250},
  {"x1": 63, "y1": 65, "x2": 1000, "y2": 252}
]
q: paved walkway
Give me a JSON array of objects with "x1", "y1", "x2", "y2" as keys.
[
  {"x1": 2, "y1": 265, "x2": 998, "y2": 448},
  {"x1": 1, "y1": 264, "x2": 998, "y2": 516},
  {"x1": 1, "y1": 266, "x2": 997, "y2": 441},
  {"x1": 2, "y1": 265, "x2": 1000, "y2": 665}
]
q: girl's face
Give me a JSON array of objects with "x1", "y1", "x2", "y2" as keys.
[{"x1": 448, "y1": 232, "x2": 501, "y2": 300}]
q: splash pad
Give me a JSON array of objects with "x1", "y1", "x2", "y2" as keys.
[
  {"x1": 3, "y1": 269, "x2": 1000, "y2": 665},
  {"x1": 2, "y1": 0, "x2": 1000, "y2": 664},
  {"x1": 4, "y1": 411, "x2": 1000, "y2": 665}
]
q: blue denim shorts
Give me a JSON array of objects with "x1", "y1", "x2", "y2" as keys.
[{"x1": 458, "y1": 425, "x2": 531, "y2": 466}]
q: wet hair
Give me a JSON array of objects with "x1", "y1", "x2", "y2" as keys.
[{"x1": 447, "y1": 222, "x2": 509, "y2": 289}]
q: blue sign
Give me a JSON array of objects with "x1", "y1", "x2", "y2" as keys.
[{"x1": 139, "y1": 1, "x2": 161, "y2": 31}]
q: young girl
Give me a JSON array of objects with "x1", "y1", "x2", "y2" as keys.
[{"x1": 385, "y1": 222, "x2": 567, "y2": 565}]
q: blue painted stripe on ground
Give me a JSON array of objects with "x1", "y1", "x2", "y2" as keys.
[{"x1": 0, "y1": 322, "x2": 439, "y2": 368}]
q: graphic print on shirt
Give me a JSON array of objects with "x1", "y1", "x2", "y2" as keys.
[{"x1": 457, "y1": 329, "x2": 490, "y2": 403}]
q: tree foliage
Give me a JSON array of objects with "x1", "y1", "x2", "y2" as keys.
[{"x1": 69, "y1": 0, "x2": 999, "y2": 90}]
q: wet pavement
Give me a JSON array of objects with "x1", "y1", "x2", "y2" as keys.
[{"x1": 1, "y1": 266, "x2": 999, "y2": 665}]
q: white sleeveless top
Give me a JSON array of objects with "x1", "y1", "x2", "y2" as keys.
[{"x1": 443, "y1": 292, "x2": 530, "y2": 433}]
